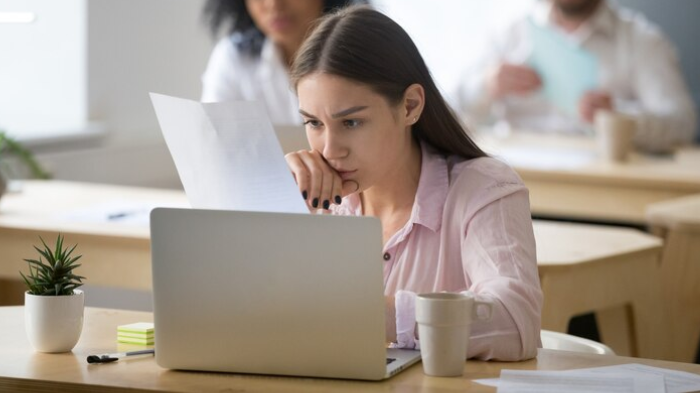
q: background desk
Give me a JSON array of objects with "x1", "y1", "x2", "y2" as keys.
[
  {"x1": 475, "y1": 133, "x2": 700, "y2": 225},
  {"x1": 0, "y1": 181, "x2": 187, "y2": 305},
  {"x1": 2, "y1": 306, "x2": 699, "y2": 392}
]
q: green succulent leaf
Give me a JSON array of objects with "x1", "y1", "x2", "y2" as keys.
[{"x1": 19, "y1": 234, "x2": 85, "y2": 296}]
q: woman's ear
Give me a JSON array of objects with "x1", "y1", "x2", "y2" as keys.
[{"x1": 402, "y1": 84, "x2": 425, "y2": 127}]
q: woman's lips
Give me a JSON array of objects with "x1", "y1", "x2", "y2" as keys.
[
  {"x1": 269, "y1": 16, "x2": 293, "y2": 32},
  {"x1": 337, "y1": 170, "x2": 357, "y2": 181}
]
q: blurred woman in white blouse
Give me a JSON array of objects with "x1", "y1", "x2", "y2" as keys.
[{"x1": 201, "y1": 0, "x2": 367, "y2": 125}]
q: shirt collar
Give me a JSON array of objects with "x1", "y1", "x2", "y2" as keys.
[
  {"x1": 409, "y1": 142, "x2": 449, "y2": 233},
  {"x1": 586, "y1": 2, "x2": 616, "y2": 38},
  {"x1": 335, "y1": 141, "x2": 449, "y2": 233},
  {"x1": 532, "y1": 0, "x2": 616, "y2": 43}
]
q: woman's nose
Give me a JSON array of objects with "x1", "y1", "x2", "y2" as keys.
[{"x1": 322, "y1": 130, "x2": 347, "y2": 160}]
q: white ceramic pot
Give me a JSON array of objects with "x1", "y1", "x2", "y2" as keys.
[{"x1": 25, "y1": 289, "x2": 84, "y2": 353}]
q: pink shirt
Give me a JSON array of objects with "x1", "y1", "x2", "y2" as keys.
[{"x1": 332, "y1": 142, "x2": 542, "y2": 361}]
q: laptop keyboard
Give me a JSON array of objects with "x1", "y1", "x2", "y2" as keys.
[{"x1": 386, "y1": 358, "x2": 396, "y2": 364}]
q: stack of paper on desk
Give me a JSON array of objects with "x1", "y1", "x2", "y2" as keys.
[
  {"x1": 475, "y1": 363, "x2": 700, "y2": 393},
  {"x1": 150, "y1": 93, "x2": 308, "y2": 214}
]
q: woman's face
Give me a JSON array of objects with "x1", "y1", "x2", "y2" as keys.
[
  {"x1": 245, "y1": 0, "x2": 324, "y2": 48},
  {"x1": 297, "y1": 73, "x2": 414, "y2": 194}
]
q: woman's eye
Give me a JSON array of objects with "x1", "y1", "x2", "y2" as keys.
[
  {"x1": 343, "y1": 119, "x2": 362, "y2": 128},
  {"x1": 303, "y1": 119, "x2": 322, "y2": 129}
]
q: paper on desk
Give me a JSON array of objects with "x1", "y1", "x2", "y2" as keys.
[
  {"x1": 527, "y1": 17, "x2": 598, "y2": 117},
  {"x1": 476, "y1": 362, "x2": 700, "y2": 393},
  {"x1": 491, "y1": 146, "x2": 596, "y2": 170},
  {"x1": 56, "y1": 200, "x2": 189, "y2": 226},
  {"x1": 476, "y1": 369, "x2": 665, "y2": 393},
  {"x1": 150, "y1": 93, "x2": 307, "y2": 214},
  {"x1": 575, "y1": 364, "x2": 700, "y2": 393}
]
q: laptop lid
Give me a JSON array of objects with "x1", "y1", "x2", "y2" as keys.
[{"x1": 150, "y1": 207, "x2": 393, "y2": 380}]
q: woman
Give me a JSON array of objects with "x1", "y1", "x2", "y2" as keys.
[
  {"x1": 201, "y1": 0, "x2": 365, "y2": 124},
  {"x1": 285, "y1": 6, "x2": 542, "y2": 361}
]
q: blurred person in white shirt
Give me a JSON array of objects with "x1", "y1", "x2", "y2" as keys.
[
  {"x1": 451, "y1": 0, "x2": 697, "y2": 153},
  {"x1": 201, "y1": 0, "x2": 366, "y2": 125}
]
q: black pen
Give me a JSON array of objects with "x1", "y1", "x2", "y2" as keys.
[
  {"x1": 87, "y1": 349, "x2": 155, "y2": 364},
  {"x1": 107, "y1": 211, "x2": 135, "y2": 220}
]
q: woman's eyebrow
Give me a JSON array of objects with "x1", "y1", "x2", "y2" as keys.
[
  {"x1": 298, "y1": 109, "x2": 316, "y2": 118},
  {"x1": 298, "y1": 106, "x2": 368, "y2": 119},
  {"x1": 331, "y1": 106, "x2": 368, "y2": 118}
]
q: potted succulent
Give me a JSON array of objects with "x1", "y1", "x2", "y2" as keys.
[
  {"x1": 20, "y1": 234, "x2": 86, "y2": 353},
  {"x1": 0, "y1": 130, "x2": 50, "y2": 201}
]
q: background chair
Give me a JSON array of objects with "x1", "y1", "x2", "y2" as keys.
[
  {"x1": 647, "y1": 194, "x2": 700, "y2": 363},
  {"x1": 541, "y1": 330, "x2": 616, "y2": 355},
  {"x1": 534, "y1": 220, "x2": 665, "y2": 358}
]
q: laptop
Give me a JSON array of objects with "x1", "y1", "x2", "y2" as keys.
[{"x1": 150, "y1": 207, "x2": 421, "y2": 380}]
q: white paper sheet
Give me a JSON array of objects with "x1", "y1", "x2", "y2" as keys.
[
  {"x1": 149, "y1": 93, "x2": 308, "y2": 214},
  {"x1": 55, "y1": 201, "x2": 189, "y2": 226},
  {"x1": 475, "y1": 363, "x2": 700, "y2": 393},
  {"x1": 573, "y1": 364, "x2": 700, "y2": 393},
  {"x1": 477, "y1": 369, "x2": 664, "y2": 393},
  {"x1": 493, "y1": 146, "x2": 596, "y2": 170}
]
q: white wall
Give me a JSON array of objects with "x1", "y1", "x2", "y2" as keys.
[
  {"x1": 374, "y1": 0, "x2": 536, "y2": 93},
  {"x1": 0, "y1": 0, "x2": 87, "y2": 137},
  {"x1": 31, "y1": 0, "x2": 213, "y2": 189},
  {"x1": 86, "y1": 0, "x2": 212, "y2": 146}
]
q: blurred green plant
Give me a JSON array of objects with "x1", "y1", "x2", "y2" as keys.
[
  {"x1": 0, "y1": 130, "x2": 50, "y2": 179},
  {"x1": 20, "y1": 234, "x2": 85, "y2": 296}
]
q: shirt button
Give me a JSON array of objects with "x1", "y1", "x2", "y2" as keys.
[{"x1": 383, "y1": 252, "x2": 391, "y2": 261}]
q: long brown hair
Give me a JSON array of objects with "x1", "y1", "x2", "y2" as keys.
[{"x1": 290, "y1": 5, "x2": 486, "y2": 159}]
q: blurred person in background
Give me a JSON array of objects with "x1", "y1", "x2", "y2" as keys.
[
  {"x1": 450, "y1": 0, "x2": 697, "y2": 153},
  {"x1": 201, "y1": 0, "x2": 367, "y2": 125}
]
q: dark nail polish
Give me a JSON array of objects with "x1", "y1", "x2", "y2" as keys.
[
  {"x1": 312, "y1": 198, "x2": 319, "y2": 208},
  {"x1": 302, "y1": 190, "x2": 308, "y2": 200},
  {"x1": 334, "y1": 195, "x2": 342, "y2": 204},
  {"x1": 323, "y1": 200, "x2": 330, "y2": 210}
]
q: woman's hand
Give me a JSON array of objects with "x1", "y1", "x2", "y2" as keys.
[{"x1": 285, "y1": 150, "x2": 358, "y2": 211}]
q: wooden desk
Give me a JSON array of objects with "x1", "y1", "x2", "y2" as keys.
[
  {"x1": 474, "y1": 132, "x2": 700, "y2": 225},
  {"x1": 1, "y1": 307, "x2": 699, "y2": 392}
]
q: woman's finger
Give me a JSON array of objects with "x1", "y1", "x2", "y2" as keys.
[
  {"x1": 295, "y1": 152, "x2": 320, "y2": 209},
  {"x1": 285, "y1": 151, "x2": 311, "y2": 201},
  {"x1": 308, "y1": 151, "x2": 340, "y2": 210}
]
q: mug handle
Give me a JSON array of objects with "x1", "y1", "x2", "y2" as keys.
[{"x1": 473, "y1": 300, "x2": 493, "y2": 322}]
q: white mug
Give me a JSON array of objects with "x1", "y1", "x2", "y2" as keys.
[
  {"x1": 594, "y1": 110, "x2": 637, "y2": 163},
  {"x1": 416, "y1": 292, "x2": 493, "y2": 377}
]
